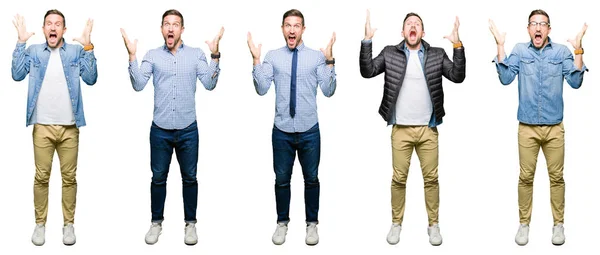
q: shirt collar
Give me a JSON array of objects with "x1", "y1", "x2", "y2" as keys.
[
  {"x1": 288, "y1": 42, "x2": 305, "y2": 52},
  {"x1": 44, "y1": 39, "x2": 67, "y2": 51},
  {"x1": 162, "y1": 41, "x2": 186, "y2": 52},
  {"x1": 528, "y1": 36, "x2": 553, "y2": 50}
]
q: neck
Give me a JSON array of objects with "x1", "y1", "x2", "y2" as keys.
[{"x1": 169, "y1": 40, "x2": 183, "y2": 54}]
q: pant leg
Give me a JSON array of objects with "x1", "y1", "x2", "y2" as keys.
[
  {"x1": 414, "y1": 126, "x2": 439, "y2": 226},
  {"x1": 391, "y1": 125, "x2": 416, "y2": 225},
  {"x1": 150, "y1": 123, "x2": 175, "y2": 223},
  {"x1": 174, "y1": 121, "x2": 199, "y2": 223},
  {"x1": 518, "y1": 123, "x2": 542, "y2": 224},
  {"x1": 297, "y1": 123, "x2": 321, "y2": 223},
  {"x1": 32, "y1": 124, "x2": 57, "y2": 225},
  {"x1": 272, "y1": 126, "x2": 296, "y2": 223},
  {"x1": 55, "y1": 125, "x2": 79, "y2": 225},
  {"x1": 541, "y1": 123, "x2": 565, "y2": 225}
]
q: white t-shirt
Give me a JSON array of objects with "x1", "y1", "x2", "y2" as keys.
[
  {"x1": 32, "y1": 47, "x2": 75, "y2": 125},
  {"x1": 395, "y1": 49, "x2": 433, "y2": 125}
]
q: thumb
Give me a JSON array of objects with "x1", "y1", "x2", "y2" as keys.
[
  {"x1": 372, "y1": 28, "x2": 377, "y2": 33},
  {"x1": 134, "y1": 39, "x2": 138, "y2": 46},
  {"x1": 205, "y1": 40, "x2": 210, "y2": 45},
  {"x1": 258, "y1": 44, "x2": 262, "y2": 50}
]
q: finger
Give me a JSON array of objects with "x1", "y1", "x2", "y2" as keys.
[
  {"x1": 120, "y1": 28, "x2": 129, "y2": 40},
  {"x1": 219, "y1": 26, "x2": 225, "y2": 37},
  {"x1": 134, "y1": 39, "x2": 138, "y2": 47},
  {"x1": 366, "y1": 9, "x2": 370, "y2": 23}
]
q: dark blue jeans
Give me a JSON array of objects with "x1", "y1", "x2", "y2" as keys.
[
  {"x1": 150, "y1": 121, "x2": 198, "y2": 223},
  {"x1": 272, "y1": 123, "x2": 321, "y2": 223}
]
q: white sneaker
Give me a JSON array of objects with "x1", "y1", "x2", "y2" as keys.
[
  {"x1": 63, "y1": 223, "x2": 76, "y2": 245},
  {"x1": 515, "y1": 224, "x2": 529, "y2": 246},
  {"x1": 145, "y1": 222, "x2": 162, "y2": 245},
  {"x1": 184, "y1": 223, "x2": 198, "y2": 245},
  {"x1": 305, "y1": 223, "x2": 319, "y2": 245},
  {"x1": 31, "y1": 224, "x2": 45, "y2": 246},
  {"x1": 272, "y1": 222, "x2": 288, "y2": 245},
  {"x1": 428, "y1": 224, "x2": 443, "y2": 246},
  {"x1": 386, "y1": 223, "x2": 401, "y2": 245},
  {"x1": 552, "y1": 223, "x2": 565, "y2": 245}
]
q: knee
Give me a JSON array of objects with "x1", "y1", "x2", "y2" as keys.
[
  {"x1": 391, "y1": 174, "x2": 407, "y2": 187},
  {"x1": 275, "y1": 176, "x2": 291, "y2": 188},
  {"x1": 519, "y1": 172, "x2": 535, "y2": 185},
  {"x1": 152, "y1": 173, "x2": 167, "y2": 186},
  {"x1": 34, "y1": 171, "x2": 51, "y2": 185},
  {"x1": 304, "y1": 176, "x2": 320, "y2": 188},
  {"x1": 423, "y1": 175, "x2": 439, "y2": 187}
]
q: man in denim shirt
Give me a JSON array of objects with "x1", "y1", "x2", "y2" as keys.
[
  {"x1": 121, "y1": 9, "x2": 223, "y2": 246},
  {"x1": 489, "y1": 9, "x2": 587, "y2": 246},
  {"x1": 11, "y1": 10, "x2": 97, "y2": 246}
]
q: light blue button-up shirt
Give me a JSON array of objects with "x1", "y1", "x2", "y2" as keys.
[
  {"x1": 129, "y1": 42, "x2": 220, "y2": 130},
  {"x1": 11, "y1": 41, "x2": 98, "y2": 127},
  {"x1": 494, "y1": 38, "x2": 587, "y2": 125},
  {"x1": 253, "y1": 43, "x2": 336, "y2": 133}
]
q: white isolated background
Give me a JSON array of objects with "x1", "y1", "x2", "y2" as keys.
[{"x1": 0, "y1": 0, "x2": 597, "y2": 254}]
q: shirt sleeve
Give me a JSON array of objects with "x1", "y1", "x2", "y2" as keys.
[
  {"x1": 493, "y1": 46, "x2": 521, "y2": 85},
  {"x1": 316, "y1": 53, "x2": 336, "y2": 97},
  {"x1": 79, "y1": 47, "x2": 98, "y2": 85},
  {"x1": 11, "y1": 42, "x2": 30, "y2": 81},
  {"x1": 128, "y1": 51, "x2": 154, "y2": 91},
  {"x1": 252, "y1": 51, "x2": 275, "y2": 95},
  {"x1": 196, "y1": 48, "x2": 220, "y2": 91}
]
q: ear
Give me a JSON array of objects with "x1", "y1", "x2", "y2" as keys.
[
  {"x1": 181, "y1": 26, "x2": 185, "y2": 34},
  {"x1": 422, "y1": 31, "x2": 425, "y2": 38}
]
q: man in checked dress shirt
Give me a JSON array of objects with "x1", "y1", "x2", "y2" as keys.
[{"x1": 120, "y1": 9, "x2": 224, "y2": 246}]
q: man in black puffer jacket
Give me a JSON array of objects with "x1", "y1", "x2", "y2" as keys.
[{"x1": 359, "y1": 10, "x2": 465, "y2": 246}]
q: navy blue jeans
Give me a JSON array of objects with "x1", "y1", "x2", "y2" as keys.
[
  {"x1": 272, "y1": 123, "x2": 321, "y2": 223},
  {"x1": 150, "y1": 121, "x2": 198, "y2": 223}
]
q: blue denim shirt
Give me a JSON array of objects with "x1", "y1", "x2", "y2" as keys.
[
  {"x1": 494, "y1": 38, "x2": 586, "y2": 125},
  {"x1": 11, "y1": 40, "x2": 98, "y2": 127}
]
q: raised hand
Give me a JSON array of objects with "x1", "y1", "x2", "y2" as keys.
[
  {"x1": 488, "y1": 19, "x2": 506, "y2": 46},
  {"x1": 247, "y1": 32, "x2": 262, "y2": 65},
  {"x1": 120, "y1": 28, "x2": 138, "y2": 61},
  {"x1": 13, "y1": 14, "x2": 34, "y2": 43},
  {"x1": 443, "y1": 16, "x2": 461, "y2": 44},
  {"x1": 73, "y1": 18, "x2": 94, "y2": 46},
  {"x1": 321, "y1": 32, "x2": 336, "y2": 61},
  {"x1": 567, "y1": 23, "x2": 588, "y2": 50},
  {"x1": 205, "y1": 26, "x2": 224, "y2": 54},
  {"x1": 365, "y1": 9, "x2": 377, "y2": 40}
]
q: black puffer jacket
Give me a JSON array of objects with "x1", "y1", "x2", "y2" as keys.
[{"x1": 360, "y1": 40, "x2": 466, "y2": 124}]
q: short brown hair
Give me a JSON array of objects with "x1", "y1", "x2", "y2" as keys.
[
  {"x1": 403, "y1": 12, "x2": 424, "y2": 31},
  {"x1": 43, "y1": 9, "x2": 65, "y2": 27},
  {"x1": 528, "y1": 9, "x2": 550, "y2": 26},
  {"x1": 162, "y1": 9, "x2": 184, "y2": 27},
  {"x1": 282, "y1": 9, "x2": 304, "y2": 26}
]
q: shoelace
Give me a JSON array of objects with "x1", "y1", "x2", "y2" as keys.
[{"x1": 276, "y1": 224, "x2": 287, "y2": 236}]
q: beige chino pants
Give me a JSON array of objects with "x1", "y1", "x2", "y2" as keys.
[
  {"x1": 32, "y1": 124, "x2": 79, "y2": 225},
  {"x1": 390, "y1": 125, "x2": 439, "y2": 226},
  {"x1": 517, "y1": 122, "x2": 565, "y2": 225}
]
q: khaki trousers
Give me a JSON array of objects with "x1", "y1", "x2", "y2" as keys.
[
  {"x1": 391, "y1": 125, "x2": 439, "y2": 226},
  {"x1": 518, "y1": 122, "x2": 565, "y2": 225},
  {"x1": 32, "y1": 124, "x2": 79, "y2": 224}
]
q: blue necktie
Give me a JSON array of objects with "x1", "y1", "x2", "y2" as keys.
[{"x1": 290, "y1": 48, "x2": 298, "y2": 118}]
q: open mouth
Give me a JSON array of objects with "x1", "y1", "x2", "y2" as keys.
[
  {"x1": 409, "y1": 30, "x2": 416, "y2": 40},
  {"x1": 288, "y1": 35, "x2": 296, "y2": 45},
  {"x1": 49, "y1": 33, "x2": 57, "y2": 39},
  {"x1": 167, "y1": 34, "x2": 174, "y2": 44}
]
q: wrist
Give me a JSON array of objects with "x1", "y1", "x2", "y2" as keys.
[
  {"x1": 574, "y1": 48, "x2": 584, "y2": 55},
  {"x1": 83, "y1": 43, "x2": 94, "y2": 51},
  {"x1": 453, "y1": 41, "x2": 463, "y2": 48},
  {"x1": 211, "y1": 52, "x2": 221, "y2": 59}
]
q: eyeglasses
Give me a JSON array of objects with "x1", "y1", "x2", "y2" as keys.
[{"x1": 528, "y1": 21, "x2": 549, "y2": 28}]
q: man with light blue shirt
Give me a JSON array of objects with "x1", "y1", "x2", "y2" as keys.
[
  {"x1": 120, "y1": 9, "x2": 224, "y2": 246},
  {"x1": 247, "y1": 9, "x2": 336, "y2": 246},
  {"x1": 360, "y1": 11, "x2": 465, "y2": 246},
  {"x1": 11, "y1": 10, "x2": 97, "y2": 246},
  {"x1": 489, "y1": 9, "x2": 588, "y2": 246}
]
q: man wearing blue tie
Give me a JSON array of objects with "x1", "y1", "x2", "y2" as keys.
[{"x1": 247, "y1": 9, "x2": 336, "y2": 246}]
